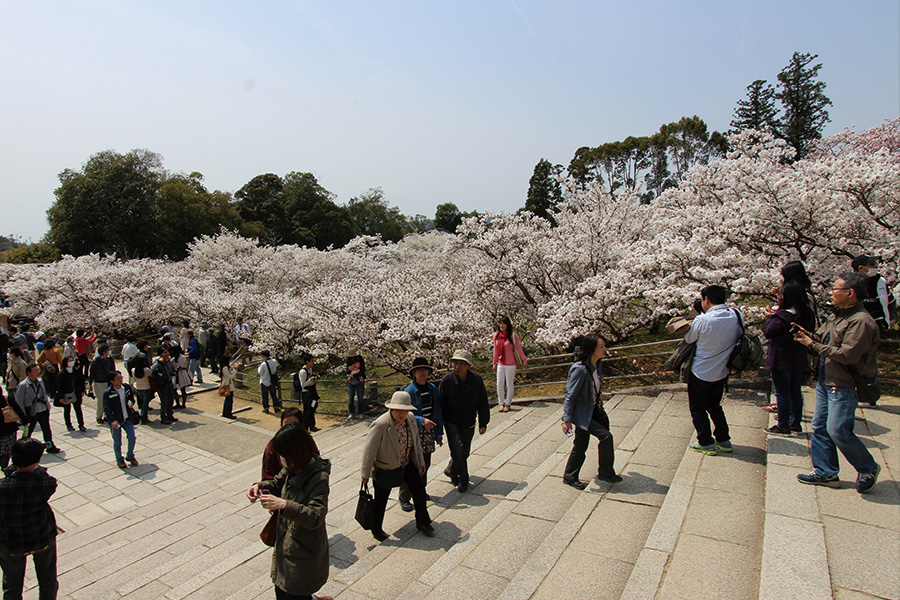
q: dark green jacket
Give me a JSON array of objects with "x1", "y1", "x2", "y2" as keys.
[{"x1": 258, "y1": 455, "x2": 330, "y2": 596}]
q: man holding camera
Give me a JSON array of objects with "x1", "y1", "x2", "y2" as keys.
[
  {"x1": 793, "y1": 272, "x2": 881, "y2": 493},
  {"x1": 683, "y1": 285, "x2": 742, "y2": 456}
]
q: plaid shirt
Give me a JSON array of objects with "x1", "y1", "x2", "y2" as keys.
[{"x1": 0, "y1": 466, "x2": 58, "y2": 555}]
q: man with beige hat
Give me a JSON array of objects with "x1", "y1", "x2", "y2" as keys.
[{"x1": 439, "y1": 349, "x2": 490, "y2": 493}]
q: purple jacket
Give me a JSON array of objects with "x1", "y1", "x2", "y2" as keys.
[{"x1": 763, "y1": 309, "x2": 809, "y2": 372}]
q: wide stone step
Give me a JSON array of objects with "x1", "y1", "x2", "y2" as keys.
[
  {"x1": 620, "y1": 388, "x2": 769, "y2": 600},
  {"x1": 35, "y1": 390, "x2": 720, "y2": 600},
  {"x1": 760, "y1": 389, "x2": 900, "y2": 600}
]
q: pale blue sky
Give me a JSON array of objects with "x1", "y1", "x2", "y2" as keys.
[{"x1": 2, "y1": 1, "x2": 898, "y2": 242}]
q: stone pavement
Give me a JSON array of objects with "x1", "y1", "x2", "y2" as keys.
[{"x1": 14, "y1": 383, "x2": 899, "y2": 599}]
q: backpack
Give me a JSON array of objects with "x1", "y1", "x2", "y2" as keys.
[
  {"x1": 727, "y1": 309, "x2": 764, "y2": 374},
  {"x1": 151, "y1": 364, "x2": 169, "y2": 388}
]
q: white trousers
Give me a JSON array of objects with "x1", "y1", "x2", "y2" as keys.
[{"x1": 496, "y1": 364, "x2": 517, "y2": 406}]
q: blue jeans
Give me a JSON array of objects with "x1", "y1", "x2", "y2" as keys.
[
  {"x1": 771, "y1": 370, "x2": 804, "y2": 429},
  {"x1": 188, "y1": 358, "x2": 203, "y2": 383},
  {"x1": 136, "y1": 389, "x2": 154, "y2": 421},
  {"x1": 109, "y1": 419, "x2": 136, "y2": 462},
  {"x1": 348, "y1": 380, "x2": 364, "y2": 416},
  {"x1": 810, "y1": 382, "x2": 877, "y2": 478},
  {"x1": 261, "y1": 384, "x2": 280, "y2": 411}
]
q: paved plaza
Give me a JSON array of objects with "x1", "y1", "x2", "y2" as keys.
[{"x1": 13, "y1": 380, "x2": 900, "y2": 599}]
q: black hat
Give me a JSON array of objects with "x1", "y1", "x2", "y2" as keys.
[
  {"x1": 408, "y1": 357, "x2": 434, "y2": 378},
  {"x1": 852, "y1": 254, "x2": 880, "y2": 271}
]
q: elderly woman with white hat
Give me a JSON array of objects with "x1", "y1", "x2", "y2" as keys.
[{"x1": 360, "y1": 391, "x2": 434, "y2": 542}]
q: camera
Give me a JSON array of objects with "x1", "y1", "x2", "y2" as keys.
[{"x1": 692, "y1": 298, "x2": 704, "y2": 314}]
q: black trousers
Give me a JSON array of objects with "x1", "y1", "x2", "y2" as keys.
[
  {"x1": 444, "y1": 422, "x2": 475, "y2": 487},
  {"x1": 371, "y1": 462, "x2": 431, "y2": 535},
  {"x1": 301, "y1": 392, "x2": 316, "y2": 430},
  {"x1": 273, "y1": 587, "x2": 311, "y2": 600},
  {"x1": 158, "y1": 387, "x2": 175, "y2": 421},
  {"x1": 26, "y1": 411, "x2": 53, "y2": 445},
  {"x1": 399, "y1": 451, "x2": 433, "y2": 503},
  {"x1": 222, "y1": 393, "x2": 234, "y2": 418},
  {"x1": 63, "y1": 399, "x2": 84, "y2": 428},
  {"x1": 687, "y1": 372, "x2": 730, "y2": 446},
  {"x1": 0, "y1": 538, "x2": 58, "y2": 600},
  {"x1": 565, "y1": 406, "x2": 615, "y2": 482}
]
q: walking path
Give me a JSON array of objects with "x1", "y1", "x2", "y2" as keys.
[{"x1": 16, "y1": 380, "x2": 900, "y2": 599}]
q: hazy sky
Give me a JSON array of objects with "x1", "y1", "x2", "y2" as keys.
[{"x1": 2, "y1": 1, "x2": 898, "y2": 242}]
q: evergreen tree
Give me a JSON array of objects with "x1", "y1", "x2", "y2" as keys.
[
  {"x1": 731, "y1": 79, "x2": 779, "y2": 134},
  {"x1": 775, "y1": 52, "x2": 832, "y2": 160},
  {"x1": 525, "y1": 159, "x2": 564, "y2": 223}
]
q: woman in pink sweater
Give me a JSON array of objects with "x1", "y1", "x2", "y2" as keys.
[{"x1": 492, "y1": 316, "x2": 527, "y2": 412}]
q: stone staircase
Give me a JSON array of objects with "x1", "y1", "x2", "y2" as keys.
[{"x1": 25, "y1": 386, "x2": 899, "y2": 599}]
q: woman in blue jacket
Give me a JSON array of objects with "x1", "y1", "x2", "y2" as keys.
[
  {"x1": 399, "y1": 357, "x2": 443, "y2": 512},
  {"x1": 561, "y1": 335, "x2": 622, "y2": 490}
]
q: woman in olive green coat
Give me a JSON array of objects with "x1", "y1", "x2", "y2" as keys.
[{"x1": 248, "y1": 423, "x2": 332, "y2": 600}]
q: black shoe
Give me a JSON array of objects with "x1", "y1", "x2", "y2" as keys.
[
  {"x1": 444, "y1": 468, "x2": 459, "y2": 486},
  {"x1": 457, "y1": 482, "x2": 469, "y2": 493},
  {"x1": 274, "y1": 407, "x2": 282, "y2": 413},
  {"x1": 223, "y1": 414, "x2": 237, "y2": 420},
  {"x1": 417, "y1": 523, "x2": 435, "y2": 537},
  {"x1": 563, "y1": 477, "x2": 587, "y2": 490},
  {"x1": 66, "y1": 425, "x2": 75, "y2": 432},
  {"x1": 160, "y1": 419, "x2": 173, "y2": 425},
  {"x1": 78, "y1": 425, "x2": 87, "y2": 432},
  {"x1": 46, "y1": 446, "x2": 61, "y2": 454},
  {"x1": 372, "y1": 530, "x2": 388, "y2": 542},
  {"x1": 170, "y1": 416, "x2": 179, "y2": 422},
  {"x1": 596, "y1": 473, "x2": 623, "y2": 484},
  {"x1": 263, "y1": 408, "x2": 270, "y2": 414},
  {"x1": 790, "y1": 424, "x2": 803, "y2": 433}
]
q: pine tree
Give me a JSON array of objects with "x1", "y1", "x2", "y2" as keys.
[
  {"x1": 775, "y1": 52, "x2": 832, "y2": 160},
  {"x1": 731, "y1": 79, "x2": 779, "y2": 134}
]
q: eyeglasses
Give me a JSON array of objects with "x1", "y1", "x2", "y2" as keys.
[{"x1": 831, "y1": 287, "x2": 851, "y2": 292}]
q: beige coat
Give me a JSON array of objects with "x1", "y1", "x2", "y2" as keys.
[{"x1": 360, "y1": 411, "x2": 425, "y2": 480}]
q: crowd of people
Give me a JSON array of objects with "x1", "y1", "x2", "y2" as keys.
[{"x1": 0, "y1": 252, "x2": 892, "y2": 599}]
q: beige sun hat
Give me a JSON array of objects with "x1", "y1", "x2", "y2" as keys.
[
  {"x1": 450, "y1": 349, "x2": 474, "y2": 366},
  {"x1": 665, "y1": 316, "x2": 692, "y2": 335},
  {"x1": 384, "y1": 391, "x2": 415, "y2": 411}
]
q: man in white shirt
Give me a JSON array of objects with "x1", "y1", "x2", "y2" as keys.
[
  {"x1": 121, "y1": 336, "x2": 139, "y2": 384},
  {"x1": 257, "y1": 350, "x2": 281, "y2": 414},
  {"x1": 234, "y1": 318, "x2": 251, "y2": 342},
  {"x1": 683, "y1": 285, "x2": 742, "y2": 456}
]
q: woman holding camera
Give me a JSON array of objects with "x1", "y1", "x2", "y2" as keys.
[
  {"x1": 247, "y1": 422, "x2": 332, "y2": 600},
  {"x1": 763, "y1": 281, "x2": 815, "y2": 435}
]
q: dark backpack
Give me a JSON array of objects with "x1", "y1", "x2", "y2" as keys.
[{"x1": 728, "y1": 309, "x2": 764, "y2": 374}]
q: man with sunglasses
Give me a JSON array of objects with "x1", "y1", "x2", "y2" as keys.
[{"x1": 793, "y1": 272, "x2": 881, "y2": 494}]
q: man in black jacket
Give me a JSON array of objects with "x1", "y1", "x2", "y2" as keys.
[
  {"x1": 88, "y1": 343, "x2": 115, "y2": 424},
  {"x1": 102, "y1": 371, "x2": 139, "y2": 469},
  {"x1": 0, "y1": 437, "x2": 59, "y2": 600},
  {"x1": 439, "y1": 349, "x2": 490, "y2": 493}
]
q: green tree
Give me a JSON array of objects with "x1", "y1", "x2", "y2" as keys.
[
  {"x1": 434, "y1": 203, "x2": 464, "y2": 233},
  {"x1": 657, "y1": 116, "x2": 725, "y2": 179},
  {"x1": 155, "y1": 173, "x2": 245, "y2": 260},
  {"x1": 525, "y1": 159, "x2": 564, "y2": 222},
  {"x1": 46, "y1": 149, "x2": 166, "y2": 257},
  {"x1": 731, "y1": 79, "x2": 780, "y2": 135},
  {"x1": 775, "y1": 51, "x2": 832, "y2": 160},
  {"x1": 47, "y1": 149, "x2": 249, "y2": 258},
  {"x1": 347, "y1": 188, "x2": 409, "y2": 243},
  {"x1": 407, "y1": 214, "x2": 433, "y2": 233},
  {"x1": 234, "y1": 171, "x2": 351, "y2": 249},
  {"x1": 282, "y1": 171, "x2": 353, "y2": 249},
  {"x1": 0, "y1": 243, "x2": 60, "y2": 264}
]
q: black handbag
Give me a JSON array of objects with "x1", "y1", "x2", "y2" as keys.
[
  {"x1": 374, "y1": 466, "x2": 405, "y2": 489},
  {"x1": 847, "y1": 365, "x2": 881, "y2": 406},
  {"x1": 355, "y1": 481, "x2": 374, "y2": 530}
]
